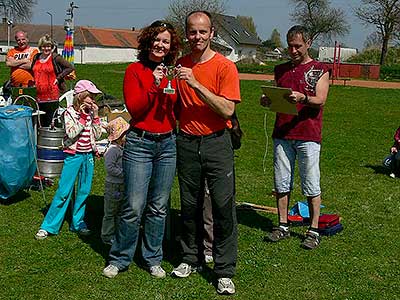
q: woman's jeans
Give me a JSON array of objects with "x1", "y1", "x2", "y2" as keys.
[{"x1": 108, "y1": 130, "x2": 176, "y2": 269}]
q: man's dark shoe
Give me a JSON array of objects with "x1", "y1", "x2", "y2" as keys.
[
  {"x1": 301, "y1": 230, "x2": 321, "y2": 250},
  {"x1": 266, "y1": 226, "x2": 290, "y2": 242}
]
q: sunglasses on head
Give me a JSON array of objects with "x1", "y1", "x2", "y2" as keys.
[{"x1": 150, "y1": 20, "x2": 173, "y2": 30}]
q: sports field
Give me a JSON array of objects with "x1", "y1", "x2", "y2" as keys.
[{"x1": 0, "y1": 64, "x2": 399, "y2": 299}]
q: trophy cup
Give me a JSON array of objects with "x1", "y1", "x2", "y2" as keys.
[{"x1": 163, "y1": 65, "x2": 176, "y2": 94}]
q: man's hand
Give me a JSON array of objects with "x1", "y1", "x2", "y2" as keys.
[
  {"x1": 286, "y1": 91, "x2": 306, "y2": 104},
  {"x1": 391, "y1": 146, "x2": 398, "y2": 154},
  {"x1": 176, "y1": 66, "x2": 199, "y2": 89},
  {"x1": 260, "y1": 94, "x2": 271, "y2": 107}
]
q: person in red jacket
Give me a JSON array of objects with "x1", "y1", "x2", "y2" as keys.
[{"x1": 103, "y1": 20, "x2": 181, "y2": 279}]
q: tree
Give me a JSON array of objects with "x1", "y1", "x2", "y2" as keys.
[
  {"x1": 270, "y1": 28, "x2": 282, "y2": 48},
  {"x1": 237, "y1": 15, "x2": 257, "y2": 36},
  {"x1": 355, "y1": 0, "x2": 400, "y2": 65},
  {"x1": 0, "y1": 0, "x2": 37, "y2": 23},
  {"x1": 363, "y1": 31, "x2": 383, "y2": 50},
  {"x1": 289, "y1": 0, "x2": 350, "y2": 44},
  {"x1": 261, "y1": 29, "x2": 282, "y2": 50},
  {"x1": 166, "y1": 0, "x2": 227, "y2": 37}
]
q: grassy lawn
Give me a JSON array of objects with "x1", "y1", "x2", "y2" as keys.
[{"x1": 0, "y1": 64, "x2": 399, "y2": 299}]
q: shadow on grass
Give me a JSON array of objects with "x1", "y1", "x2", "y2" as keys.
[
  {"x1": 237, "y1": 209, "x2": 274, "y2": 232},
  {"x1": 0, "y1": 190, "x2": 31, "y2": 206},
  {"x1": 79, "y1": 194, "x2": 111, "y2": 261},
  {"x1": 78, "y1": 197, "x2": 185, "y2": 269},
  {"x1": 364, "y1": 164, "x2": 391, "y2": 176}
]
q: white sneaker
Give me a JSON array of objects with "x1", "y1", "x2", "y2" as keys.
[
  {"x1": 171, "y1": 263, "x2": 196, "y2": 278},
  {"x1": 390, "y1": 172, "x2": 396, "y2": 178},
  {"x1": 35, "y1": 229, "x2": 48, "y2": 240},
  {"x1": 205, "y1": 255, "x2": 213, "y2": 264},
  {"x1": 103, "y1": 264, "x2": 119, "y2": 278},
  {"x1": 217, "y1": 277, "x2": 235, "y2": 295},
  {"x1": 149, "y1": 265, "x2": 166, "y2": 278}
]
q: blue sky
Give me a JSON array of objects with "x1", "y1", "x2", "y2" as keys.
[{"x1": 31, "y1": 0, "x2": 372, "y2": 50}]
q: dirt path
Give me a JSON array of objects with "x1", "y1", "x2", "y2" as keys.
[{"x1": 239, "y1": 73, "x2": 400, "y2": 89}]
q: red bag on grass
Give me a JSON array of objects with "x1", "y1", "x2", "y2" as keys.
[{"x1": 318, "y1": 214, "x2": 340, "y2": 229}]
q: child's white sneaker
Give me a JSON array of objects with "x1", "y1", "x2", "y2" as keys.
[
  {"x1": 390, "y1": 173, "x2": 396, "y2": 178},
  {"x1": 35, "y1": 229, "x2": 48, "y2": 240}
]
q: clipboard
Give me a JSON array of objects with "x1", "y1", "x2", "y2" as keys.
[{"x1": 261, "y1": 86, "x2": 298, "y2": 115}]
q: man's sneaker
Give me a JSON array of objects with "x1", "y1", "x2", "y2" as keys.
[
  {"x1": 103, "y1": 264, "x2": 119, "y2": 278},
  {"x1": 149, "y1": 265, "x2": 166, "y2": 278},
  {"x1": 390, "y1": 172, "x2": 396, "y2": 178},
  {"x1": 266, "y1": 226, "x2": 290, "y2": 242},
  {"x1": 171, "y1": 263, "x2": 196, "y2": 278},
  {"x1": 78, "y1": 228, "x2": 92, "y2": 236},
  {"x1": 301, "y1": 230, "x2": 321, "y2": 250},
  {"x1": 217, "y1": 278, "x2": 235, "y2": 295},
  {"x1": 35, "y1": 229, "x2": 48, "y2": 240},
  {"x1": 205, "y1": 255, "x2": 213, "y2": 264}
]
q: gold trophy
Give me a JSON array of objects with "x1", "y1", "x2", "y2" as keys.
[{"x1": 163, "y1": 65, "x2": 176, "y2": 94}]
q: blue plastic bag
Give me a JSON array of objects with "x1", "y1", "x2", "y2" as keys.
[
  {"x1": 289, "y1": 201, "x2": 325, "y2": 218},
  {"x1": 0, "y1": 105, "x2": 36, "y2": 199}
]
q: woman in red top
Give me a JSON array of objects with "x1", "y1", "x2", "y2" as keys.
[
  {"x1": 103, "y1": 21, "x2": 181, "y2": 279},
  {"x1": 32, "y1": 34, "x2": 74, "y2": 127}
]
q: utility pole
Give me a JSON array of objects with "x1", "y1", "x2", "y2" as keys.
[
  {"x1": 46, "y1": 11, "x2": 53, "y2": 40},
  {"x1": 64, "y1": 2, "x2": 78, "y2": 32},
  {"x1": 63, "y1": 2, "x2": 78, "y2": 64}
]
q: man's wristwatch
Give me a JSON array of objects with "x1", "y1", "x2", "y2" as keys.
[{"x1": 301, "y1": 94, "x2": 309, "y2": 104}]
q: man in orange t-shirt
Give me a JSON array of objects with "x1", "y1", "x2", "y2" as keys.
[
  {"x1": 6, "y1": 31, "x2": 38, "y2": 87},
  {"x1": 171, "y1": 11, "x2": 240, "y2": 296}
]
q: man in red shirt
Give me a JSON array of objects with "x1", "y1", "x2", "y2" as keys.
[
  {"x1": 6, "y1": 31, "x2": 38, "y2": 87},
  {"x1": 260, "y1": 25, "x2": 330, "y2": 250},
  {"x1": 171, "y1": 10, "x2": 240, "y2": 295}
]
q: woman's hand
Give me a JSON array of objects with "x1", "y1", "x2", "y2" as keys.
[{"x1": 153, "y1": 64, "x2": 165, "y2": 86}]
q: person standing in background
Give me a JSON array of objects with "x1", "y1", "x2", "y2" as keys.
[
  {"x1": 101, "y1": 117, "x2": 130, "y2": 245},
  {"x1": 31, "y1": 34, "x2": 74, "y2": 127},
  {"x1": 6, "y1": 31, "x2": 38, "y2": 87}
]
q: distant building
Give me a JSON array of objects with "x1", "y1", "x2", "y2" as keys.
[
  {"x1": 212, "y1": 14, "x2": 261, "y2": 62},
  {"x1": 0, "y1": 16, "x2": 261, "y2": 64},
  {"x1": 0, "y1": 21, "x2": 139, "y2": 64},
  {"x1": 318, "y1": 46, "x2": 358, "y2": 63}
]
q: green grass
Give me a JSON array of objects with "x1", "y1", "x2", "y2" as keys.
[{"x1": 1, "y1": 64, "x2": 400, "y2": 299}]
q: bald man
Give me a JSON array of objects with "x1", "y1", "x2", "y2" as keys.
[
  {"x1": 6, "y1": 31, "x2": 38, "y2": 87},
  {"x1": 171, "y1": 10, "x2": 240, "y2": 295}
]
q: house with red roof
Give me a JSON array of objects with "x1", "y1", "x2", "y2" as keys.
[{"x1": 0, "y1": 21, "x2": 139, "y2": 64}]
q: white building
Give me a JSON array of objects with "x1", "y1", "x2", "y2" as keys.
[{"x1": 318, "y1": 46, "x2": 358, "y2": 63}]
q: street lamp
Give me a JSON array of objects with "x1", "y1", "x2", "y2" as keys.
[
  {"x1": 7, "y1": 19, "x2": 13, "y2": 48},
  {"x1": 46, "y1": 12, "x2": 53, "y2": 39}
]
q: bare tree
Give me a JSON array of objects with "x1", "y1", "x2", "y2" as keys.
[
  {"x1": 166, "y1": 0, "x2": 227, "y2": 36},
  {"x1": 355, "y1": 0, "x2": 400, "y2": 65},
  {"x1": 289, "y1": 0, "x2": 350, "y2": 44},
  {"x1": 0, "y1": 0, "x2": 37, "y2": 23},
  {"x1": 237, "y1": 15, "x2": 258, "y2": 36},
  {"x1": 363, "y1": 31, "x2": 383, "y2": 50}
]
